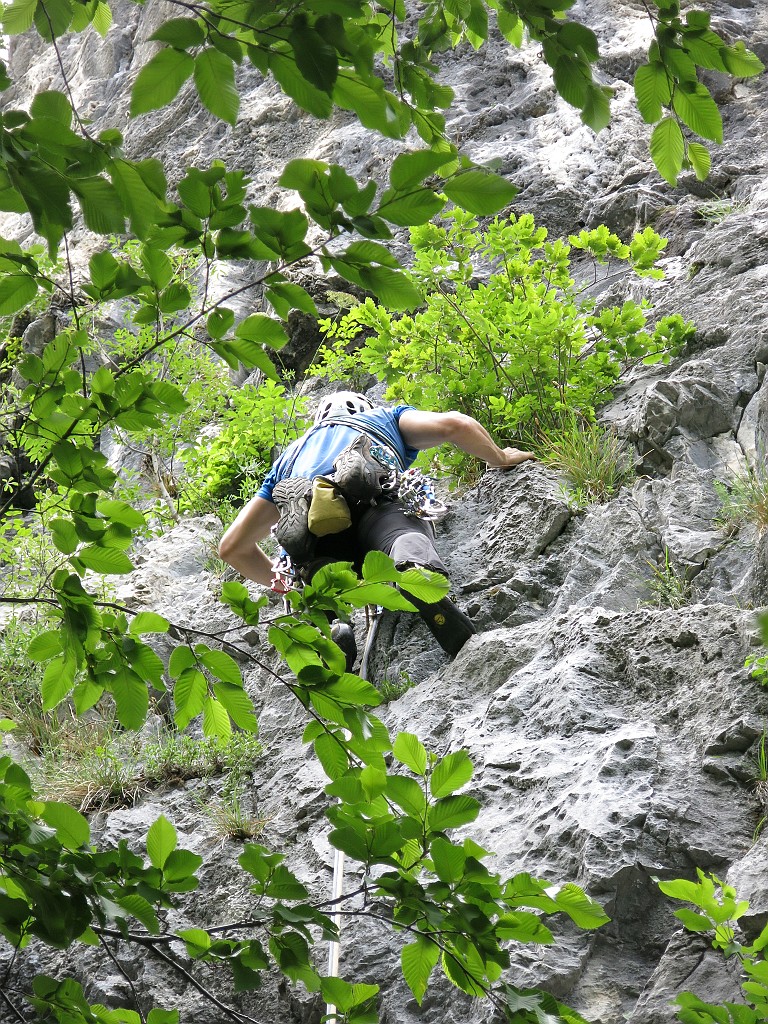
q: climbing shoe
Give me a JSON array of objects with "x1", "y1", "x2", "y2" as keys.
[
  {"x1": 332, "y1": 434, "x2": 390, "y2": 503},
  {"x1": 406, "y1": 594, "x2": 476, "y2": 657},
  {"x1": 331, "y1": 621, "x2": 357, "y2": 671},
  {"x1": 272, "y1": 476, "x2": 315, "y2": 563}
]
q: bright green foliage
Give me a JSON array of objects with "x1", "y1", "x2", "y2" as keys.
[
  {"x1": 2, "y1": 554, "x2": 610, "y2": 1022},
  {"x1": 634, "y1": 7, "x2": 763, "y2": 184},
  {"x1": 317, "y1": 210, "x2": 694, "y2": 479},
  {"x1": 0, "y1": 0, "x2": 759, "y2": 1019},
  {"x1": 659, "y1": 871, "x2": 768, "y2": 1023},
  {"x1": 179, "y1": 379, "x2": 311, "y2": 513}
]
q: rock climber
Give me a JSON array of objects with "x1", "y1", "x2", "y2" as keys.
[{"x1": 218, "y1": 390, "x2": 534, "y2": 660}]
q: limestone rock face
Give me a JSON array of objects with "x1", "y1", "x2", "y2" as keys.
[{"x1": 3, "y1": 1, "x2": 768, "y2": 1023}]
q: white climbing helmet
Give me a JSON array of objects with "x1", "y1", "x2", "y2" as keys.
[{"x1": 314, "y1": 390, "x2": 374, "y2": 425}]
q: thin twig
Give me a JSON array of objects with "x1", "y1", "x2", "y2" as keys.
[
  {"x1": 98, "y1": 932, "x2": 148, "y2": 1024},
  {"x1": 0, "y1": 988, "x2": 26, "y2": 1023},
  {"x1": 147, "y1": 943, "x2": 265, "y2": 1024}
]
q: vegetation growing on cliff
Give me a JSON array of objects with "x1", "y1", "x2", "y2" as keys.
[{"x1": 0, "y1": 0, "x2": 764, "y2": 1021}]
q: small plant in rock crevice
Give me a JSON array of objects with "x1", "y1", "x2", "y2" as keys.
[
  {"x1": 201, "y1": 786, "x2": 269, "y2": 842},
  {"x1": 715, "y1": 462, "x2": 768, "y2": 535},
  {"x1": 377, "y1": 669, "x2": 417, "y2": 703},
  {"x1": 641, "y1": 548, "x2": 692, "y2": 610},
  {"x1": 539, "y1": 418, "x2": 635, "y2": 508}
]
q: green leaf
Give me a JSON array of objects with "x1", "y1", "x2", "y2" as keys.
[
  {"x1": 0, "y1": 274, "x2": 37, "y2": 316},
  {"x1": 430, "y1": 837, "x2": 466, "y2": 883},
  {"x1": 290, "y1": 23, "x2": 338, "y2": 92},
  {"x1": 131, "y1": 48, "x2": 194, "y2": 116},
  {"x1": 28, "y1": 630, "x2": 63, "y2": 662},
  {"x1": 722, "y1": 41, "x2": 764, "y2": 78},
  {"x1": 378, "y1": 187, "x2": 445, "y2": 226},
  {"x1": 634, "y1": 62, "x2": 672, "y2": 124},
  {"x1": 265, "y1": 282, "x2": 318, "y2": 318},
  {"x1": 202, "y1": 695, "x2": 231, "y2": 739},
  {"x1": 129, "y1": 612, "x2": 170, "y2": 634},
  {"x1": 393, "y1": 732, "x2": 427, "y2": 775},
  {"x1": 235, "y1": 314, "x2": 289, "y2": 350},
  {"x1": 173, "y1": 667, "x2": 207, "y2": 729},
  {"x1": 207, "y1": 306, "x2": 234, "y2": 339},
  {"x1": 401, "y1": 936, "x2": 440, "y2": 1004},
  {"x1": 213, "y1": 682, "x2": 259, "y2": 732},
  {"x1": 76, "y1": 545, "x2": 134, "y2": 574},
  {"x1": 150, "y1": 17, "x2": 205, "y2": 48},
  {"x1": 398, "y1": 567, "x2": 450, "y2": 603},
  {"x1": 163, "y1": 848, "x2": 204, "y2": 883},
  {"x1": 194, "y1": 49, "x2": 239, "y2": 125},
  {"x1": 427, "y1": 794, "x2": 480, "y2": 831},
  {"x1": 30, "y1": 90, "x2": 72, "y2": 124},
  {"x1": 650, "y1": 117, "x2": 684, "y2": 185},
  {"x1": 551, "y1": 883, "x2": 610, "y2": 929},
  {"x1": 116, "y1": 894, "x2": 160, "y2": 934},
  {"x1": 430, "y1": 750, "x2": 473, "y2": 798},
  {"x1": 358, "y1": 266, "x2": 421, "y2": 311},
  {"x1": 269, "y1": 50, "x2": 333, "y2": 119},
  {"x1": 687, "y1": 142, "x2": 711, "y2": 181},
  {"x1": 42, "y1": 654, "x2": 76, "y2": 710},
  {"x1": 386, "y1": 775, "x2": 427, "y2": 818},
  {"x1": 112, "y1": 668, "x2": 149, "y2": 730},
  {"x1": 390, "y1": 150, "x2": 453, "y2": 190},
  {"x1": 361, "y1": 550, "x2": 401, "y2": 584},
  {"x1": 672, "y1": 83, "x2": 723, "y2": 143},
  {"x1": 147, "y1": 1011, "x2": 179, "y2": 1024},
  {"x1": 581, "y1": 83, "x2": 613, "y2": 134},
  {"x1": 40, "y1": 802, "x2": 90, "y2": 850},
  {"x1": 199, "y1": 648, "x2": 242, "y2": 685},
  {"x1": 74, "y1": 178, "x2": 126, "y2": 234},
  {"x1": 3, "y1": 0, "x2": 37, "y2": 35},
  {"x1": 315, "y1": 733, "x2": 350, "y2": 780},
  {"x1": 147, "y1": 815, "x2": 177, "y2": 869},
  {"x1": 674, "y1": 908, "x2": 713, "y2": 932}
]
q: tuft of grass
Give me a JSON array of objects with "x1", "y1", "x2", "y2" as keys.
[
  {"x1": 202, "y1": 788, "x2": 269, "y2": 842},
  {"x1": 696, "y1": 198, "x2": 748, "y2": 225},
  {"x1": 539, "y1": 419, "x2": 634, "y2": 508},
  {"x1": 377, "y1": 670, "x2": 417, "y2": 704},
  {"x1": 715, "y1": 464, "x2": 768, "y2": 534},
  {"x1": 751, "y1": 731, "x2": 768, "y2": 843},
  {"x1": 39, "y1": 739, "x2": 145, "y2": 814},
  {"x1": 144, "y1": 731, "x2": 262, "y2": 787},
  {"x1": 642, "y1": 548, "x2": 692, "y2": 610}
]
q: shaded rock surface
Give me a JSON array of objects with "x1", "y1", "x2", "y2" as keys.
[{"x1": 3, "y1": 1, "x2": 768, "y2": 1023}]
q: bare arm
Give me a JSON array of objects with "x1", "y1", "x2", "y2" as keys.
[
  {"x1": 218, "y1": 495, "x2": 280, "y2": 587},
  {"x1": 398, "y1": 410, "x2": 535, "y2": 468}
]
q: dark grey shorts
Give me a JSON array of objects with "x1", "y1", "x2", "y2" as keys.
[{"x1": 303, "y1": 499, "x2": 447, "y2": 579}]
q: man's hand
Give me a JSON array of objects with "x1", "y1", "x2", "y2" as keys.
[{"x1": 486, "y1": 446, "x2": 536, "y2": 469}]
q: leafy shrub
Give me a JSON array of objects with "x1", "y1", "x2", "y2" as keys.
[
  {"x1": 540, "y1": 419, "x2": 634, "y2": 507},
  {"x1": 179, "y1": 379, "x2": 310, "y2": 513},
  {"x1": 660, "y1": 871, "x2": 768, "y2": 1023},
  {"x1": 317, "y1": 210, "x2": 694, "y2": 479}
]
